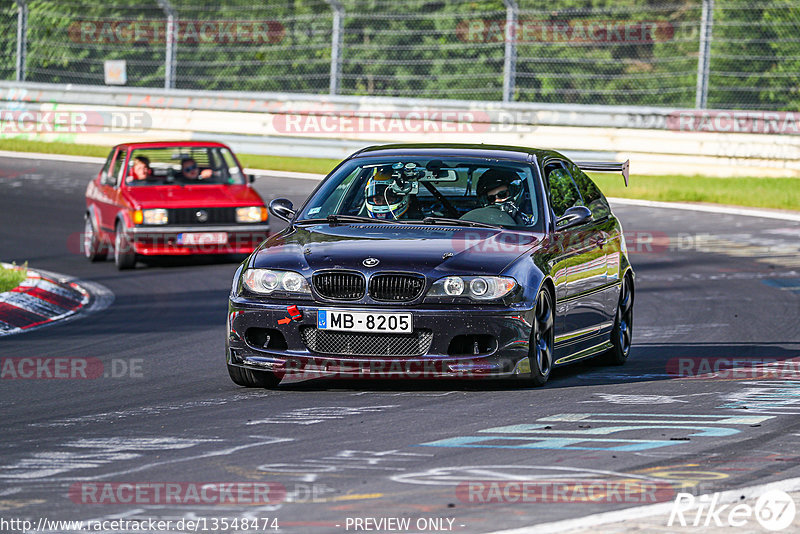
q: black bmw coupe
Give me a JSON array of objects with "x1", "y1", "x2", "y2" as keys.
[{"x1": 226, "y1": 144, "x2": 634, "y2": 387}]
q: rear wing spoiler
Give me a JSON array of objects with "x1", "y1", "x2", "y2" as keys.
[{"x1": 576, "y1": 160, "x2": 630, "y2": 187}]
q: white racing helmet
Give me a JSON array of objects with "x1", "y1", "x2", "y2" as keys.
[{"x1": 364, "y1": 168, "x2": 410, "y2": 219}]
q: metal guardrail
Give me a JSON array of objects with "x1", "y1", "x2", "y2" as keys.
[
  {"x1": 0, "y1": 81, "x2": 677, "y2": 129},
  {"x1": 2, "y1": 81, "x2": 800, "y2": 177}
]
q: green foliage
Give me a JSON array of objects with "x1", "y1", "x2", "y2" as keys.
[{"x1": 0, "y1": 262, "x2": 28, "y2": 293}]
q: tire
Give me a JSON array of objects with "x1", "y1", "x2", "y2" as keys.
[
  {"x1": 113, "y1": 221, "x2": 137, "y2": 270},
  {"x1": 227, "y1": 364, "x2": 281, "y2": 388},
  {"x1": 83, "y1": 215, "x2": 107, "y2": 262},
  {"x1": 601, "y1": 273, "x2": 634, "y2": 365},
  {"x1": 528, "y1": 288, "x2": 555, "y2": 387}
]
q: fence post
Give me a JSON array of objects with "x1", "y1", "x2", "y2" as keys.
[
  {"x1": 502, "y1": 0, "x2": 518, "y2": 103},
  {"x1": 325, "y1": 0, "x2": 344, "y2": 95},
  {"x1": 156, "y1": 0, "x2": 177, "y2": 90},
  {"x1": 695, "y1": 0, "x2": 714, "y2": 108},
  {"x1": 15, "y1": 0, "x2": 28, "y2": 82}
]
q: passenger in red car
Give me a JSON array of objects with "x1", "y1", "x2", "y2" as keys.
[{"x1": 130, "y1": 156, "x2": 152, "y2": 181}]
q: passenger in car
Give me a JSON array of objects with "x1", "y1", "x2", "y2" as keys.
[{"x1": 129, "y1": 156, "x2": 153, "y2": 182}]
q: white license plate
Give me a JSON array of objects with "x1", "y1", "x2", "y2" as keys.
[
  {"x1": 317, "y1": 310, "x2": 412, "y2": 333},
  {"x1": 177, "y1": 232, "x2": 228, "y2": 245}
]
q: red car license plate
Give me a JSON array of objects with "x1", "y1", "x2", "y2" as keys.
[{"x1": 177, "y1": 232, "x2": 228, "y2": 245}]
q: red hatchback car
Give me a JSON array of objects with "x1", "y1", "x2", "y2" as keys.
[{"x1": 84, "y1": 141, "x2": 270, "y2": 269}]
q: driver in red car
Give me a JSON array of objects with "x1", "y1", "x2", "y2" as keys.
[{"x1": 178, "y1": 158, "x2": 214, "y2": 181}]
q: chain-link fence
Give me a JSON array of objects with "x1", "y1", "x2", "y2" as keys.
[{"x1": 2, "y1": 0, "x2": 799, "y2": 110}]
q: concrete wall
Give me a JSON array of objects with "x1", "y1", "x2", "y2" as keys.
[{"x1": 2, "y1": 82, "x2": 798, "y2": 177}]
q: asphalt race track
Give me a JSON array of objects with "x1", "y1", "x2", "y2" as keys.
[{"x1": 1, "y1": 155, "x2": 800, "y2": 533}]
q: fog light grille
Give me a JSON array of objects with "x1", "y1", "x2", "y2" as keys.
[{"x1": 301, "y1": 327, "x2": 433, "y2": 356}]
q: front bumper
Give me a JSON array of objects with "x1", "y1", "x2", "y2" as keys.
[
  {"x1": 129, "y1": 224, "x2": 269, "y2": 255},
  {"x1": 227, "y1": 297, "x2": 535, "y2": 380}
]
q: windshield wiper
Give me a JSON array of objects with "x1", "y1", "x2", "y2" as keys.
[
  {"x1": 417, "y1": 217, "x2": 501, "y2": 229},
  {"x1": 294, "y1": 215, "x2": 404, "y2": 226}
]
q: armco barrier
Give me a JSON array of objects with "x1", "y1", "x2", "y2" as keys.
[{"x1": 2, "y1": 81, "x2": 799, "y2": 177}]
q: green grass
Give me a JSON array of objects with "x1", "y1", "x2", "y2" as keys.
[
  {"x1": 3, "y1": 138, "x2": 799, "y2": 211},
  {"x1": 589, "y1": 174, "x2": 800, "y2": 212},
  {"x1": 0, "y1": 138, "x2": 111, "y2": 158},
  {"x1": 0, "y1": 262, "x2": 27, "y2": 293},
  {"x1": 0, "y1": 138, "x2": 340, "y2": 175},
  {"x1": 236, "y1": 154, "x2": 339, "y2": 175}
]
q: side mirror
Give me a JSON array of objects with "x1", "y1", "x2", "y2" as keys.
[
  {"x1": 249, "y1": 174, "x2": 256, "y2": 183},
  {"x1": 555, "y1": 206, "x2": 592, "y2": 230},
  {"x1": 269, "y1": 198, "x2": 296, "y2": 223}
]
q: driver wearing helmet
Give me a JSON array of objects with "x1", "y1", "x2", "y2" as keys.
[
  {"x1": 363, "y1": 167, "x2": 419, "y2": 220},
  {"x1": 460, "y1": 168, "x2": 523, "y2": 226}
]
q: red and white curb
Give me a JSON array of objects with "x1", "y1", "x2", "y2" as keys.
[{"x1": 0, "y1": 264, "x2": 111, "y2": 336}]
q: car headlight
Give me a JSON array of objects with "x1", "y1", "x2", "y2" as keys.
[
  {"x1": 243, "y1": 269, "x2": 310, "y2": 295},
  {"x1": 427, "y1": 275, "x2": 517, "y2": 301},
  {"x1": 138, "y1": 209, "x2": 168, "y2": 225},
  {"x1": 236, "y1": 206, "x2": 268, "y2": 223}
]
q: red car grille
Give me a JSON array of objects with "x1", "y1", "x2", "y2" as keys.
[{"x1": 169, "y1": 207, "x2": 236, "y2": 225}]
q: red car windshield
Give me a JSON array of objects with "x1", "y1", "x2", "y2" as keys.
[{"x1": 125, "y1": 146, "x2": 246, "y2": 186}]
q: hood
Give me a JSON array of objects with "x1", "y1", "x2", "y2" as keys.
[
  {"x1": 123, "y1": 184, "x2": 264, "y2": 209},
  {"x1": 251, "y1": 224, "x2": 543, "y2": 276}
]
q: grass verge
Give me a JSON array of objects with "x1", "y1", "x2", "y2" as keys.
[
  {"x1": 589, "y1": 174, "x2": 800, "y2": 212},
  {"x1": 0, "y1": 262, "x2": 28, "y2": 293},
  {"x1": 2, "y1": 138, "x2": 798, "y2": 211},
  {"x1": 237, "y1": 154, "x2": 339, "y2": 175},
  {"x1": 0, "y1": 138, "x2": 341, "y2": 175}
]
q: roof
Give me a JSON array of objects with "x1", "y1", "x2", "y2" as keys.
[
  {"x1": 114, "y1": 140, "x2": 232, "y2": 150},
  {"x1": 353, "y1": 143, "x2": 565, "y2": 162}
]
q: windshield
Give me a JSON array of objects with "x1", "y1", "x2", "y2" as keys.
[
  {"x1": 297, "y1": 157, "x2": 542, "y2": 230},
  {"x1": 125, "y1": 146, "x2": 246, "y2": 186}
]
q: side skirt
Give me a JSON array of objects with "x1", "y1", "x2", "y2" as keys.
[{"x1": 554, "y1": 340, "x2": 613, "y2": 366}]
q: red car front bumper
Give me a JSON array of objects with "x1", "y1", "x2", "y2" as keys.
[{"x1": 128, "y1": 224, "x2": 270, "y2": 256}]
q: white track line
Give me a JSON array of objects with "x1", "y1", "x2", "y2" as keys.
[
  {"x1": 2, "y1": 150, "x2": 798, "y2": 220},
  {"x1": 0, "y1": 150, "x2": 106, "y2": 165},
  {"x1": 490, "y1": 476, "x2": 800, "y2": 534},
  {"x1": 608, "y1": 196, "x2": 800, "y2": 223}
]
